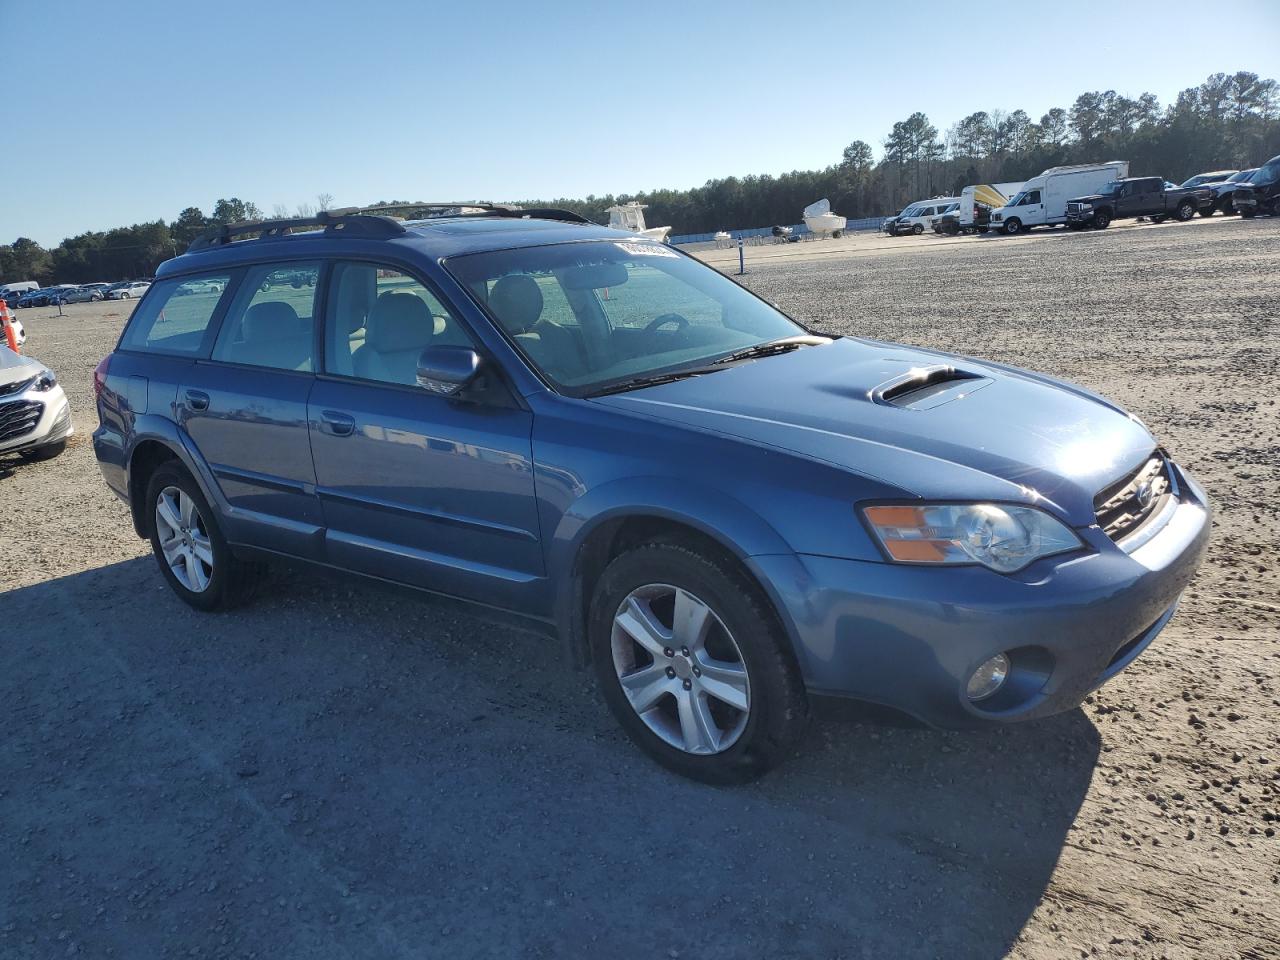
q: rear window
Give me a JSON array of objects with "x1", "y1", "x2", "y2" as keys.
[{"x1": 119, "y1": 274, "x2": 231, "y2": 356}]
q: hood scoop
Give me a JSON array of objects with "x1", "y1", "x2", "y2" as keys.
[{"x1": 872, "y1": 364, "x2": 993, "y2": 411}]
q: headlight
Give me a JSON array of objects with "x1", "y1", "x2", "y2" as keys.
[
  {"x1": 861, "y1": 503, "x2": 1083, "y2": 573},
  {"x1": 33, "y1": 371, "x2": 56, "y2": 391}
]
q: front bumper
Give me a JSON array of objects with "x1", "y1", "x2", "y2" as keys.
[
  {"x1": 750, "y1": 463, "x2": 1211, "y2": 728},
  {"x1": 0, "y1": 381, "x2": 73, "y2": 454}
]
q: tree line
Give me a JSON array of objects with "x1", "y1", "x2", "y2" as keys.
[{"x1": 3, "y1": 71, "x2": 1276, "y2": 284}]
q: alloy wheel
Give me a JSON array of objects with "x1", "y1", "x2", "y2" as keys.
[
  {"x1": 610, "y1": 584, "x2": 751, "y2": 755},
  {"x1": 155, "y1": 486, "x2": 214, "y2": 592}
]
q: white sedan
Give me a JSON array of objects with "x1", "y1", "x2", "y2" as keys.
[
  {"x1": 0, "y1": 344, "x2": 72, "y2": 461},
  {"x1": 106, "y1": 281, "x2": 151, "y2": 300}
]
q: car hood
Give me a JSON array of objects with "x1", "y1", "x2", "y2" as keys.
[
  {"x1": 0, "y1": 346, "x2": 45, "y2": 386},
  {"x1": 1069, "y1": 194, "x2": 1108, "y2": 204},
  {"x1": 591, "y1": 338, "x2": 1154, "y2": 526}
]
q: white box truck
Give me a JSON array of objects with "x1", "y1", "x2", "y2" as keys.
[{"x1": 989, "y1": 161, "x2": 1129, "y2": 234}]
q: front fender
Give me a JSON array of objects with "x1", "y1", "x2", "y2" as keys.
[{"x1": 546, "y1": 474, "x2": 794, "y2": 647}]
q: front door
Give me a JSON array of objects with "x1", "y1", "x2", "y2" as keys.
[{"x1": 307, "y1": 261, "x2": 543, "y2": 611}]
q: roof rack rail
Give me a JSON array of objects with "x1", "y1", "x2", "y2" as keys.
[
  {"x1": 357, "y1": 201, "x2": 593, "y2": 225},
  {"x1": 187, "y1": 207, "x2": 407, "y2": 252}
]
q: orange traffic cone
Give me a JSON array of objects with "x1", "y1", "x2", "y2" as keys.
[{"x1": 0, "y1": 301, "x2": 18, "y2": 353}]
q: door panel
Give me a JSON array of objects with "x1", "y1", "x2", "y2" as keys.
[
  {"x1": 179, "y1": 363, "x2": 323, "y2": 556},
  {"x1": 307, "y1": 378, "x2": 542, "y2": 609}
]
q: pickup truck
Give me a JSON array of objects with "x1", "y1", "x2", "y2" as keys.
[{"x1": 1065, "y1": 176, "x2": 1208, "y2": 229}]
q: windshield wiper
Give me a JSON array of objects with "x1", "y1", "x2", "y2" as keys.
[
  {"x1": 709, "y1": 335, "x2": 832, "y2": 366},
  {"x1": 585, "y1": 367, "x2": 720, "y2": 398}
]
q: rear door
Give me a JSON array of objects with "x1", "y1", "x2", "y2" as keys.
[
  {"x1": 177, "y1": 260, "x2": 325, "y2": 559},
  {"x1": 307, "y1": 260, "x2": 543, "y2": 610}
]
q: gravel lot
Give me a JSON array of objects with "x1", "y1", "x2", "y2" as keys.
[{"x1": 2, "y1": 216, "x2": 1277, "y2": 959}]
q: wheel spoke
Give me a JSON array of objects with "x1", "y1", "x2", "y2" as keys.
[
  {"x1": 676, "y1": 688, "x2": 720, "y2": 754},
  {"x1": 697, "y1": 657, "x2": 749, "y2": 712},
  {"x1": 156, "y1": 493, "x2": 181, "y2": 537},
  {"x1": 618, "y1": 663, "x2": 673, "y2": 714},
  {"x1": 614, "y1": 597, "x2": 671, "y2": 657},
  {"x1": 186, "y1": 549, "x2": 209, "y2": 591},
  {"x1": 179, "y1": 491, "x2": 197, "y2": 529},
  {"x1": 672, "y1": 589, "x2": 712, "y2": 651},
  {"x1": 190, "y1": 533, "x2": 214, "y2": 568}
]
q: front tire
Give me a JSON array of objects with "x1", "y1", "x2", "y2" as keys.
[
  {"x1": 589, "y1": 539, "x2": 807, "y2": 783},
  {"x1": 145, "y1": 463, "x2": 259, "y2": 611},
  {"x1": 1175, "y1": 200, "x2": 1196, "y2": 221},
  {"x1": 1093, "y1": 210, "x2": 1112, "y2": 229},
  {"x1": 911, "y1": 224, "x2": 923, "y2": 235},
  {"x1": 1003, "y1": 217, "x2": 1022, "y2": 235}
]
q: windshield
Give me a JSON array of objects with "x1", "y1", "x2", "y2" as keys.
[
  {"x1": 1096, "y1": 181, "x2": 1121, "y2": 196},
  {"x1": 446, "y1": 240, "x2": 809, "y2": 396},
  {"x1": 1181, "y1": 175, "x2": 1206, "y2": 188},
  {"x1": 1228, "y1": 169, "x2": 1257, "y2": 183}
]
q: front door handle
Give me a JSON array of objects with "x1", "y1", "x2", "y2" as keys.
[
  {"x1": 320, "y1": 410, "x2": 356, "y2": 437},
  {"x1": 184, "y1": 389, "x2": 210, "y2": 412}
]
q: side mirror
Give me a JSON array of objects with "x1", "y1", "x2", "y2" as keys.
[{"x1": 417, "y1": 345, "x2": 482, "y2": 396}]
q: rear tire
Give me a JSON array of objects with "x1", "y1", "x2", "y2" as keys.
[
  {"x1": 589, "y1": 539, "x2": 808, "y2": 783},
  {"x1": 145, "y1": 463, "x2": 260, "y2": 611}
]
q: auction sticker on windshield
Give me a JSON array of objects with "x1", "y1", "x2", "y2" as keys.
[{"x1": 614, "y1": 241, "x2": 679, "y2": 258}]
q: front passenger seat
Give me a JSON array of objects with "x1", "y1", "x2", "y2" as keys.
[{"x1": 353, "y1": 291, "x2": 434, "y2": 385}]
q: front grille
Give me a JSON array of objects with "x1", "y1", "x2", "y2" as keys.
[
  {"x1": 0, "y1": 398, "x2": 42, "y2": 443},
  {"x1": 1094, "y1": 454, "x2": 1172, "y2": 542},
  {"x1": 1066, "y1": 202, "x2": 1084, "y2": 215}
]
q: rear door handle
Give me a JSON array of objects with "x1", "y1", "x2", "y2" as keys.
[
  {"x1": 320, "y1": 410, "x2": 356, "y2": 437},
  {"x1": 184, "y1": 389, "x2": 210, "y2": 412}
]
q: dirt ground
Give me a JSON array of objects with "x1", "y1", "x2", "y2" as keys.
[{"x1": 1, "y1": 215, "x2": 1277, "y2": 959}]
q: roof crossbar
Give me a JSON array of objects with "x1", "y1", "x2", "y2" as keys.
[
  {"x1": 357, "y1": 201, "x2": 592, "y2": 225},
  {"x1": 187, "y1": 207, "x2": 408, "y2": 252}
]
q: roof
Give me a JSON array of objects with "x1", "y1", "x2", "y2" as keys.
[{"x1": 156, "y1": 213, "x2": 641, "y2": 280}]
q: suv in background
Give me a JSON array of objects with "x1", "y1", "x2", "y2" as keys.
[
  {"x1": 92, "y1": 205, "x2": 1210, "y2": 782},
  {"x1": 1231, "y1": 155, "x2": 1280, "y2": 218},
  {"x1": 1180, "y1": 170, "x2": 1236, "y2": 190}
]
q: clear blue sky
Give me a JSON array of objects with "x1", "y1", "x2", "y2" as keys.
[{"x1": 5, "y1": 0, "x2": 1278, "y2": 246}]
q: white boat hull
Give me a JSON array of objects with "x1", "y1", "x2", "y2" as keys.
[{"x1": 804, "y1": 213, "x2": 847, "y2": 235}]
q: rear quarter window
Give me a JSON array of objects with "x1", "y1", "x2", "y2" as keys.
[{"x1": 118, "y1": 274, "x2": 233, "y2": 356}]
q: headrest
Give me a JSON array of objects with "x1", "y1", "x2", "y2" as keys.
[
  {"x1": 241, "y1": 301, "x2": 300, "y2": 342},
  {"x1": 367, "y1": 291, "x2": 433, "y2": 353},
  {"x1": 488, "y1": 274, "x2": 544, "y2": 334},
  {"x1": 335, "y1": 266, "x2": 376, "y2": 333}
]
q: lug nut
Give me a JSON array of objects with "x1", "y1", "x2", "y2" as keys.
[
  {"x1": 682, "y1": 679, "x2": 692, "y2": 690},
  {"x1": 681, "y1": 647, "x2": 689, "y2": 656},
  {"x1": 693, "y1": 667, "x2": 701, "y2": 677},
  {"x1": 664, "y1": 647, "x2": 674, "y2": 658},
  {"x1": 665, "y1": 667, "x2": 675, "y2": 679}
]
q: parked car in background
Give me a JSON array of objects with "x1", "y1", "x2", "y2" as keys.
[
  {"x1": 92, "y1": 205, "x2": 1210, "y2": 782},
  {"x1": 1065, "y1": 177, "x2": 1207, "y2": 229},
  {"x1": 106, "y1": 281, "x2": 151, "y2": 300},
  {"x1": 990, "y1": 162, "x2": 1129, "y2": 234},
  {"x1": 886, "y1": 199, "x2": 958, "y2": 235},
  {"x1": 1, "y1": 342, "x2": 72, "y2": 461},
  {"x1": 18, "y1": 287, "x2": 74, "y2": 308},
  {"x1": 1201, "y1": 168, "x2": 1257, "y2": 216},
  {"x1": 3, "y1": 290, "x2": 26, "y2": 308},
  {"x1": 1231, "y1": 155, "x2": 1280, "y2": 218},
  {"x1": 54, "y1": 286, "x2": 105, "y2": 304},
  {"x1": 1180, "y1": 170, "x2": 1237, "y2": 189},
  {"x1": 0, "y1": 281, "x2": 40, "y2": 301}
]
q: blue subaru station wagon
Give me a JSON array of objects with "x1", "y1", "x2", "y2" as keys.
[{"x1": 92, "y1": 204, "x2": 1211, "y2": 782}]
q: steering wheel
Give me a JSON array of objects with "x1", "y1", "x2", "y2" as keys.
[{"x1": 644, "y1": 313, "x2": 689, "y2": 336}]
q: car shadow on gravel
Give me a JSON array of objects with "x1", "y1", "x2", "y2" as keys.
[{"x1": 3, "y1": 558, "x2": 1101, "y2": 960}]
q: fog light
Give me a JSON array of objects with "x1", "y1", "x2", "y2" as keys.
[{"x1": 967, "y1": 653, "x2": 1010, "y2": 701}]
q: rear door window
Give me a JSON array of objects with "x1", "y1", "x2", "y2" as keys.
[
  {"x1": 212, "y1": 262, "x2": 321, "y2": 372},
  {"x1": 119, "y1": 274, "x2": 233, "y2": 356}
]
